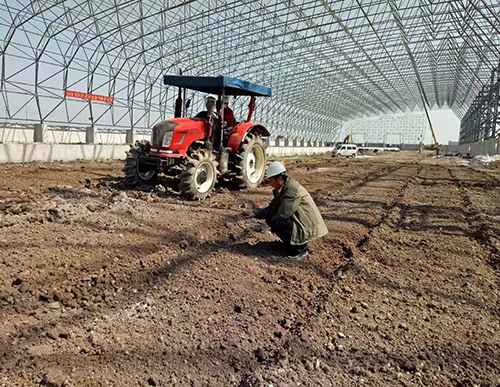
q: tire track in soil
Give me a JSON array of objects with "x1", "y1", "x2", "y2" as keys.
[
  {"x1": 466, "y1": 166, "x2": 500, "y2": 186},
  {"x1": 346, "y1": 164, "x2": 403, "y2": 196},
  {"x1": 239, "y1": 162, "x2": 422, "y2": 385},
  {"x1": 356, "y1": 164, "x2": 423, "y2": 251},
  {"x1": 446, "y1": 165, "x2": 500, "y2": 322},
  {"x1": 303, "y1": 163, "x2": 403, "y2": 208},
  {"x1": 400, "y1": 165, "x2": 434, "y2": 229},
  {"x1": 446, "y1": 166, "x2": 500, "y2": 271}
]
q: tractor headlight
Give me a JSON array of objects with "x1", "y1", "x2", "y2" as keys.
[{"x1": 162, "y1": 131, "x2": 173, "y2": 147}]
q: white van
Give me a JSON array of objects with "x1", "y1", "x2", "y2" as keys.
[{"x1": 332, "y1": 144, "x2": 358, "y2": 158}]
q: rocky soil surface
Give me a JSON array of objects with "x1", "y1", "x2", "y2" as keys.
[{"x1": 0, "y1": 152, "x2": 499, "y2": 386}]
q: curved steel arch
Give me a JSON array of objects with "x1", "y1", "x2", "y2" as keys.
[{"x1": 0, "y1": 0, "x2": 499, "y2": 142}]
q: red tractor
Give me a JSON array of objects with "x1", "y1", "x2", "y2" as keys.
[{"x1": 124, "y1": 75, "x2": 271, "y2": 200}]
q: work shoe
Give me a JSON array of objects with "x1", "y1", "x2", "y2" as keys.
[
  {"x1": 287, "y1": 246, "x2": 310, "y2": 260},
  {"x1": 287, "y1": 249, "x2": 309, "y2": 260}
]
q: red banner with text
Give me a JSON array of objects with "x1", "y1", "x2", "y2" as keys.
[{"x1": 65, "y1": 90, "x2": 114, "y2": 104}]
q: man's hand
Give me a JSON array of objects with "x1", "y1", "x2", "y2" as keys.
[
  {"x1": 240, "y1": 201, "x2": 257, "y2": 218},
  {"x1": 242, "y1": 209, "x2": 254, "y2": 218}
]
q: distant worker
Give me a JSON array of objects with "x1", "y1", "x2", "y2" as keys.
[
  {"x1": 195, "y1": 95, "x2": 217, "y2": 121},
  {"x1": 221, "y1": 96, "x2": 235, "y2": 127},
  {"x1": 252, "y1": 161, "x2": 328, "y2": 259}
]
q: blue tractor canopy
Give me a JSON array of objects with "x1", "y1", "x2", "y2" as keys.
[{"x1": 163, "y1": 75, "x2": 271, "y2": 97}]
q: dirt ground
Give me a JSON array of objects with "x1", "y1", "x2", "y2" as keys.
[{"x1": 1, "y1": 152, "x2": 499, "y2": 387}]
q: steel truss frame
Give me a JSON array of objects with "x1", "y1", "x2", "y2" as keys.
[
  {"x1": 341, "y1": 111, "x2": 426, "y2": 145},
  {"x1": 0, "y1": 0, "x2": 499, "y2": 142},
  {"x1": 459, "y1": 60, "x2": 500, "y2": 144}
]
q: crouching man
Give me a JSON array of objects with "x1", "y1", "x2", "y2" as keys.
[{"x1": 253, "y1": 161, "x2": 328, "y2": 259}]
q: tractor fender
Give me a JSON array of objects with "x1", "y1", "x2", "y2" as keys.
[{"x1": 226, "y1": 123, "x2": 270, "y2": 152}]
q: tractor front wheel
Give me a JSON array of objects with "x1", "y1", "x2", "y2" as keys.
[
  {"x1": 179, "y1": 149, "x2": 218, "y2": 200},
  {"x1": 124, "y1": 140, "x2": 158, "y2": 186},
  {"x1": 234, "y1": 133, "x2": 266, "y2": 189}
]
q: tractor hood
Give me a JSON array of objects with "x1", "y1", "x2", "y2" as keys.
[
  {"x1": 151, "y1": 120, "x2": 178, "y2": 147},
  {"x1": 150, "y1": 118, "x2": 206, "y2": 154}
]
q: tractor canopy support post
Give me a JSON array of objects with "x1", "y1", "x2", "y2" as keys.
[
  {"x1": 182, "y1": 87, "x2": 187, "y2": 118},
  {"x1": 220, "y1": 88, "x2": 225, "y2": 150},
  {"x1": 247, "y1": 95, "x2": 255, "y2": 122},
  {"x1": 175, "y1": 87, "x2": 182, "y2": 118}
]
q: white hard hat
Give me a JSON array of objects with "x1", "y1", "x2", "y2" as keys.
[
  {"x1": 266, "y1": 161, "x2": 287, "y2": 178},
  {"x1": 205, "y1": 95, "x2": 216, "y2": 111}
]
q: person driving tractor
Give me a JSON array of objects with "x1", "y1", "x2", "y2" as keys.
[
  {"x1": 196, "y1": 95, "x2": 235, "y2": 127},
  {"x1": 195, "y1": 95, "x2": 217, "y2": 121}
]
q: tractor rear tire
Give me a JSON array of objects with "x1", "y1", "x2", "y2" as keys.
[
  {"x1": 124, "y1": 140, "x2": 158, "y2": 186},
  {"x1": 179, "y1": 149, "x2": 218, "y2": 200},
  {"x1": 233, "y1": 133, "x2": 266, "y2": 189}
]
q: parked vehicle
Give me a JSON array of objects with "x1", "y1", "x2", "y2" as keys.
[{"x1": 332, "y1": 144, "x2": 358, "y2": 158}]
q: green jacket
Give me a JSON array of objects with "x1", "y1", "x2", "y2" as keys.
[{"x1": 255, "y1": 177, "x2": 328, "y2": 245}]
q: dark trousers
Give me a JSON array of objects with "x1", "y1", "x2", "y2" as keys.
[{"x1": 266, "y1": 217, "x2": 306, "y2": 254}]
